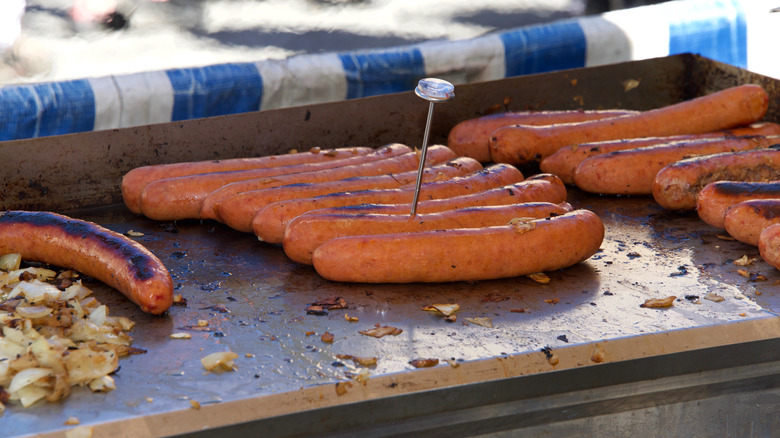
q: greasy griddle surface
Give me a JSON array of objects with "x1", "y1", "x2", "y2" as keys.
[{"x1": 7, "y1": 187, "x2": 777, "y2": 436}]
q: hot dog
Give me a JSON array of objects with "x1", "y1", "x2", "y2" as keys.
[
  {"x1": 573, "y1": 135, "x2": 780, "y2": 196},
  {"x1": 251, "y1": 163, "x2": 530, "y2": 243},
  {"x1": 0, "y1": 211, "x2": 173, "y2": 315},
  {"x1": 448, "y1": 109, "x2": 638, "y2": 162},
  {"x1": 122, "y1": 146, "x2": 374, "y2": 215},
  {"x1": 697, "y1": 181, "x2": 780, "y2": 229},
  {"x1": 759, "y1": 223, "x2": 780, "y2": 270},
  {"x1": 311, "y1": 209, "x2": 604, "y2": 283},
  {"x1": 215, "y1": 157, "x2": 487, "y2": 232},
  {"x1": 198, "y1": 145, "x2": 457, "y2": 221},
  {"x1": 253, "y1": 174, "x2": 568, "y2": 243},
  {"x1": 723, "y1": 199, "x2": 780, "y2": 246},
  {"x1": 489, "y1": 84, "x2": 770, "y2": 165},
  {"x1": 540, "y1": 122, "x2": 780, "y2": 184},
  {"x1": 653, "y1": 145, "x2": 780, "y2": 210},
  {"x1": 283, "y1": 202, "x2": 570, "y2": 265},
  {"x1": 138, "y1": 143, "x2": 414, "y2": 221}
]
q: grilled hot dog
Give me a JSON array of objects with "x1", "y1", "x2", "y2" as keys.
[
  {"x1": 283, "y1": 202, "x2": 569, "y2": 265},
  {"x1": 723, "y1": 199, "x2": 780, "y2": 246},
  {"x1": 215, "y1": 157, "x2": 486, "y2": 232},
  {"x1": 697, "y1": 181, "x2": 780, "y2": 229},
  {"x1": 122, "y1": 146, "x2": 374, "y2": 215},
  {"x1": 0, "y1": 211, "x2": 173, "y2": 315},
  {"x1": 540, "y1": 122, "x2": 780, "y2": 184},
  {"x1": 138, "y1": 143, "x2": 414, "y2": 221},
  {"x1": 759, "y1": 223, "x2": 780, "y2": 270},
  {"x1": 653, "y1": 145, "x2": 780, "y2": 210},
  {"x1": 251, "y1": 163, "x2": 529, "y2": 243},
  {"x1": 199, "y1": 145, "x2": 456, "y2": 221},
  {"x1": 489, "y1": 84, "x2": 769, "y2": 165},
  {"x1": 311, "y1": 209, "x2": 604, "y2": 283},
  {"x1": 448, "y1": 109, "x2": 637, "y2": 162},
  {"x1": 574, "y1": 135, "x2": 780, "y2": 196}
]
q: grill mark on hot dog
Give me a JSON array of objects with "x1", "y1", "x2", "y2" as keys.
[{"x1": 710, "y1": 181, "x2": 780, "y2": 197}]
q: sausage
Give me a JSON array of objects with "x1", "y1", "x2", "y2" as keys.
[
  {"x1": 540, "y1": 122, "x2": 780, "y2": 184},
  {"x1": 283, "y1": 202, "x2": 570, "y2": 265},
  {"x1": 215, "y1": 157, "x2": 486, "y2": 232},
  {"x1": 573, "y1": 135, "x2": 780, "y2": 196},
  {"x1": 311, "y1": 209, "x2": 605, "y2": 283},
  {"x1": 122, "y1": 146, "x2": 374, "y2": 215},
  {"x1": 723, "y1": 199, "x2": 780, "y2": 246},
  {"x1": 251, "y1": 163, "x2": 530, "y2": 243},
  {"x1": 0, "y1": 211, "x2": 173, "y2": 315},
  {"x1": 138, "y1": 143, "x2": 413, "y2": 221},
  {"x1": 489, "y1": 84, "x2": 770, "y2": 165},
  {"x1": 254, "y1": 174, "x2": 568, "y2": 244},
  {"x1": 448, "y1": 109, "x2": 638, "y2": 162},
  {"x1": 653, "y1": 145, "x2": 780, "y2": 210},
  {"x1": 198, "y1": 145, "x2": 457, "y2": 221},
  {"x1": 759, "y1": 223, "x2": 780, "y2": 270},
  {"x1": 697, "y1": 181, "x2": 780, "y2": 229}
]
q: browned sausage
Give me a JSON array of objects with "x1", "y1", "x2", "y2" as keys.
[
  {"x1": 0, "y1": 211, "x2": 173, "y2": 315},
  {"x1": 138, "y1": 143, "x2": 413, "y2": 221},
  {"x1": 198, "y1": 145, "x2": 457, "y2": 221},
  {"x1": 254, "y1": 174, "x2": 569, "y2": 243},
  {"x1": 759, "y1": 223, "x2": 780, "y2": 270},
  {"x1": 723, "y1": 199, "x2": 780, "y2": 246},
  {"x1": 448, "y1": 109, "x2": 638, "y2": 162},
  {"x1": 251, "y1": 163, "x2": 528, "y2": 242},
  {"x1": 697, "y1": 181, "x2": 780, "y2": 229},
  {"x1": 122, "y1": 146, "x2": 374, "y2": 215},
  {"x1": 489, "y1": 84, "x2": 770, "y2": 165},
  {"x1": 653, "y1": 145, "x2": 780, "y2": 210},
  {"x1": 283, "y1": 202, "x2": 570, "y2": 265},
  {"x1": 311, "y1": 209, "x2": 604, "y2": 283},
  {"x1": 540, "y1": 122, "x2": 780, "y2": 184},
  {"x1": 214, "y1": 157, "x2": 485, "y2": 232},
  {"x1": 573, "y1": 136, "x2": 780, "y2": 196}
]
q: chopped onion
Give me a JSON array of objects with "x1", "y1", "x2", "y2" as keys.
[
  {"x1": 0, "y1": 253, "x2": 21, "y2": 271},
  {"x1": 8, "y1": 367, "x2": 53, "y2": 393},
  {"x1": 15, "y1": 305, "x2": 53, "y2": 319}
]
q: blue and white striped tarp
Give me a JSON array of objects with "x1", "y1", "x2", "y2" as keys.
[{"x1": 0, "y1": 0, "x2": 770, "y2": 142}]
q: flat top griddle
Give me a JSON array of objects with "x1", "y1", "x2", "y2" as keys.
[{"x1": 3, "y1": 54, "x2": 780, "y2": 437}]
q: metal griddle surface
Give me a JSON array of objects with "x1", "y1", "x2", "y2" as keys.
[{"x1": 6, "y1": 188, "x2": 778, "y2": 437}]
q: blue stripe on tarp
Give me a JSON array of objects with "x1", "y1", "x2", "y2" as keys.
[
  {"x1": 167, "y1": 63, "x2": 263, "y2": 121},
  {"x1": 669, "y1": 0, "x2": 747, "y2": 68},
  {"x1": 499, "y1": 20, "x2": 587, "y2": 77},
  {"x1": 0, "y1": 80, "x2": 95, "y2": 141},
  {"x1": 339, "y1": 48, "x2": 425, "y2": 99}
]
